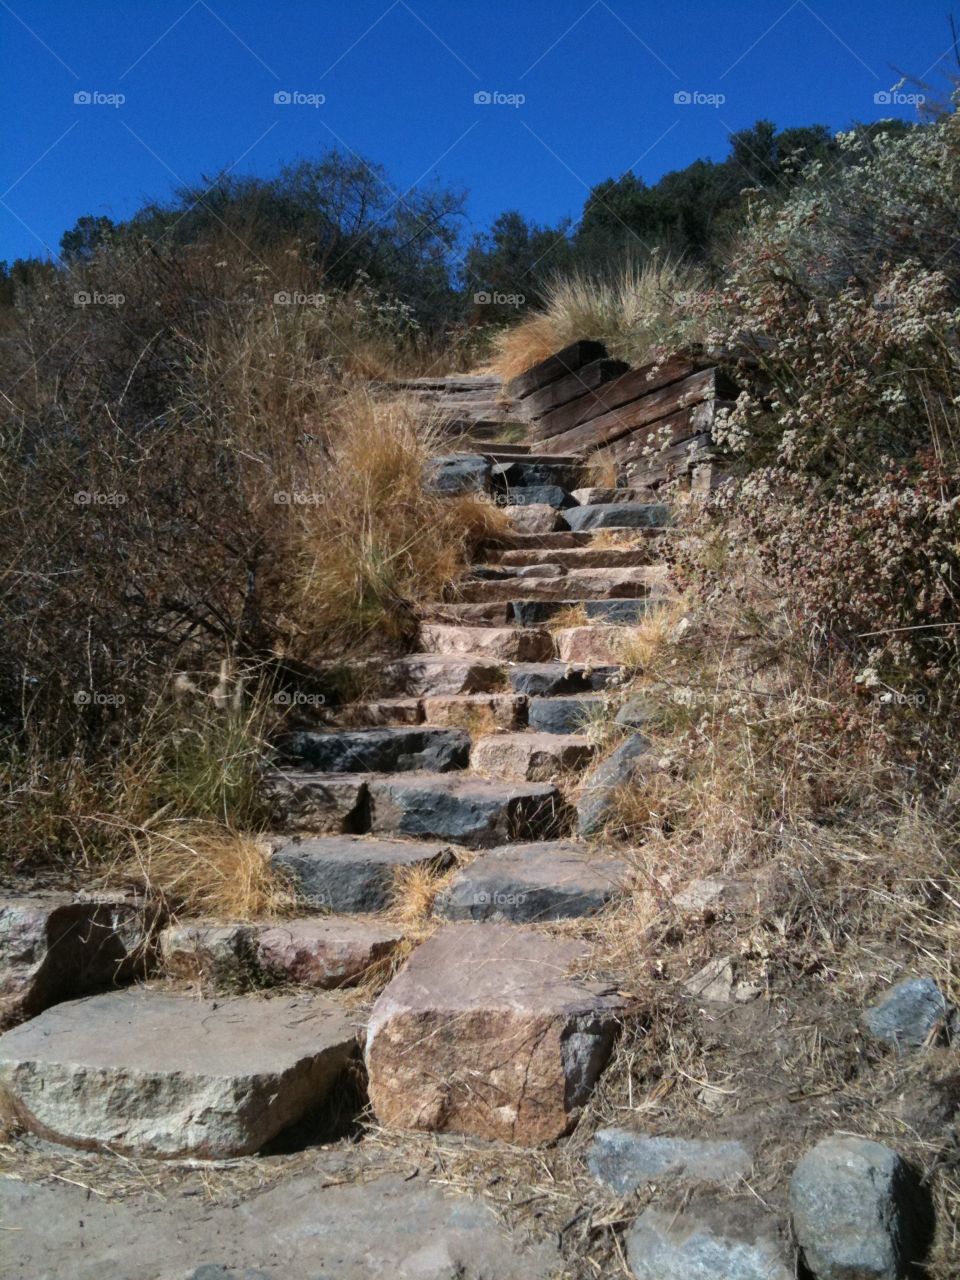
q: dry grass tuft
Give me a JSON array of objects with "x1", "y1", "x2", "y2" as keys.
[
  {"x1": 293, "y1": 394, "x2": 510, "y2": 653},
  {"x1": 615, "y1": 596, "x2": 692, "y2": 677},
  {"x1": 127, "y1": 822, "x2": 290, "y2": 920},
  {"x1": 494, "y1": 259, "x2": 712, "y2": 380}
]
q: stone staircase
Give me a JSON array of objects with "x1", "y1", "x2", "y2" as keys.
[{"x1": 0, "y1": 426, "x2": 667, "y2": 1162}]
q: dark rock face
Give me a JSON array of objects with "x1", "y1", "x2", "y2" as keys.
[
  {"x1": 278, "y1": 727, "x2": 471, "y2": 774},
  {"x1": 367, "y1": 774, "x2": 565, "y2": 848},
  {"x1": 509, "y1": 663, "x2": 619, "y2": 696},
  {"x1": 260, "y1": 769, "x2": 370, "y2": 833},
  {"x1": 502, "y1": 485, "x2": 575, "y2": 509},
  {"x1": 0, "y1": 895, "x2": 163, "y2": 1030},
  {"x1": 435, "y1": 841, "x2": 631, "y2": 923},
  {"x1": 588, "y1": 1128, "x2": 752, "y2": 1194},
  {"x1": 528, "y1": 695, "x2": 602, "y2": 734},
  {"x1": 565, "y1": 503, "x2": 670, "y2": 531},
  {"x1": 424, "y1": 454, "x2": 491, "y2": 495},
  {"x1": 493, "y1": 461, "x2": 582, "y2": 490},
  {"x1": 863, "y1": 976, "x2": 953, "y2": 1049},
  {"x1": 577, "y1": 733, "x2": 651, "y2": 836},
  {"x1": 272, "y1": 835, "x2": 456, "y2": 913},
  {"x1": 790, "y1": 1135, "x2": 935, "y2": 1280}
]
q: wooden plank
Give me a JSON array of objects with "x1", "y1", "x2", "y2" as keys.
[
  {"x1": 540, "y1": 368, "x2": 724, "y2": 456},
  {"x1": 594, "y1": 399, "x2": 732, "y2": 469},
  {"x1": 506, "y1": 340, "x2": 608, "y2": 400},
  {"x1": 623, "y1": 434, "x2": 714, "y2": 489},
  {"x1": 524, "y1": 357, "x2": 630, "y2": 420},
  {"x1": 532, "y1": 353, "x2": 708, "y2": 442}
]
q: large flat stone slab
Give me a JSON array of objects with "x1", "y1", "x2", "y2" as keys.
[
  {"x1": 498, "y1": 545, "x2": 651, "y2": 568},
  {"x1": 0, "y1": 1165, "x2": 559, "y2": 1280},
  {"x1": 278, "y1": 727, "x2": 469, "y2": 773},
  {"x1": 501, "y1": 484, "x2": 574, "y2": 509},
  {"x1": 626, "y1": 1202, "x2": 792, "y2": 1280},
  {"x1": 367, "y1": 773, "x2": 564, "y2": 847},
  {"x1": 565, "y1": 502, "x2": 671, "y2": 531},
  {"x1": 506, "y1": 502, "x2": 560, "y2": 533},
  {"x1": 0, "y1": 895, "x2": 162, "y2": 1030},
  {"x1": 272, "y1": 835, "x2": 455, "y2": 912},
  {"x1": 255, "y1": 917, "x2": 404, "y2": 988},
  {"x1": 459, "y1": 567, "x2": 657, "y2": 603},
  {"x1": 385, "y1": 654, "x2": 506, "y2": 696},
  {"x1": 435, "y1": 841, "x2": 632, "y2": 922},
  {"x1": 0, "y1": 989, "x2": 357, "y2": 1157},
  {"x1": 366, "y1": 923, "x2": 626, "y2": 1144},
  {"x1": 424, "y1": 453, "x2": 492, "y2": 494},
  {"x1": 419, "y1": 623, "x2": 553, "y2": 662},
  {"x1": 555, "y1": 624, "x2": 636, "y2": 664},
  {"x1": 471, "y1": 731, "x2": 595, "y2": 781}
]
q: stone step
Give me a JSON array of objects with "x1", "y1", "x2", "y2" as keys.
[
  {"x1": 0, "y1": 894, "x2": 164, "y2": 1031},
  {"x1": 569, "y1": 486, "x2": 652, "y2": 505},
  {"x1": 554, "y1": 624, "x2": 640, "y2": 665},
  {"x1": 490, "y1": 546, "x2": 655, "y2": 569},
  {"x1": 508, "y1": 662, "x2": 620, "y2": 696},
  {"x1": 501, "y1": 484, "x2": 575, "y2": 510},
  {"x1": 503, "y1": 503, "x2": 562, "y2": 534},
  {"x1": 457, "y1": 566, "x2": 662, "y2": 603},
  {"x1": 471, "y1": 731, "x2": 596, "y2": 781},
  {"x1": 419, "y1": 623, "x2": 553, "y2": 662},
  {"x1": 421, "y1": 598, "x2": 651, "y2": 626},
  {"x1": 434, "y1": 840, "x2": 633, "y2": 923},
  {"x1": 0, "y1": 988, "x2": 357, "y2": 1158},
  {"x1": 528, "y1": 694, "x2": 604, "y2": 734},
  {"x1": 565, "y1": 502, "x2": 671, "y2": 531},
  {"x1": 262, "y1": 768, "x2": 371, "y2": 833},
  {"x1": 161, "y1": 915, "x2": 405, "y2": 989},
  {"x1": 340, "y1": 697, "x2": 425, "y2": 727},
  {"x1": 272, "y1": 835, "x2": 456, "y2": 912},
  {"x1": 365, "y1": 923, "x2": 627, "y2": 1144},
  {"x1": 492, "y1": 460, "x2": 582, "y2": 490},
  {"x1": 339, "y1": 694, "x2": 529, "y2": 732},
  {"x1": 367, "y1": 773, "x2": 567, "y2": 847},
  {"x1": 276, "y1": 727, "x2": 470, "y2": 773},
  {"x1": 484, "y1": 450, "x2": 582, "y2": 466},
  {"x1": 487, "y1": 527, "x2": 667, "y2": 551},
  {"x1": 384, "y1": 654, "x2": 507, "y2": 696},
  {"x1": 422, "y1": 693, "x2": 528, "y2": 732}
]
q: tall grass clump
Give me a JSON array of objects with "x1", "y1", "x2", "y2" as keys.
[
  {"x1": 0, "y1": 216, "x2": 495, "y2": 879},
  {"x1": 493, "y1": 257, "x2": 714, "y2": 380}
]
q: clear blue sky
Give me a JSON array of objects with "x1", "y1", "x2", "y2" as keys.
[{"x1": 2, "y1": 0, "x2": 956, "y2": 263}]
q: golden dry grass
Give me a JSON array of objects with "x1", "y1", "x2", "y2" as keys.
[
  {"x1": 127, "y1": 822, "x2": 290, "y2": 920},
  {"x1": 494, "y1": 259, "x2": 712, "y2": 381},
  {"x1": 291, "y1": 393, "x2": 510, "y2": 653}
]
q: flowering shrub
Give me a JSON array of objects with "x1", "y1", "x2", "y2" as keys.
[{"x1": 691, "y1": 113, "x2": 960, "y2": 746}]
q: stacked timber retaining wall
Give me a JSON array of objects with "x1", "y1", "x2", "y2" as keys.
[{"x1": 509, "y1": 339, "x2": 741, "y2": 491}]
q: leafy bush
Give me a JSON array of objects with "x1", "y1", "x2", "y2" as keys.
[{"x1": 0, "y1": 213, "x2": 498, "y2": 874}]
